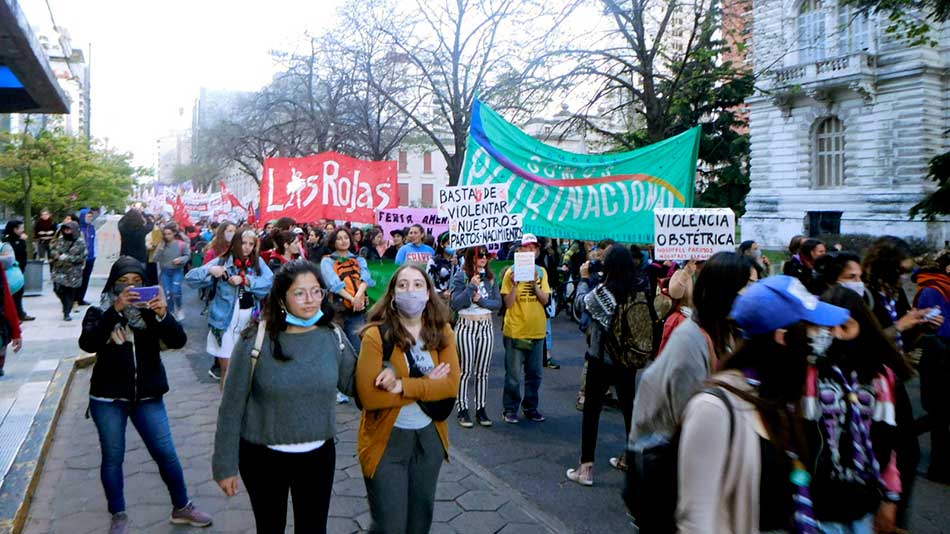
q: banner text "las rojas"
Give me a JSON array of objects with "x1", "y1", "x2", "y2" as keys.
[{"x1": 260, "y1": 152, "x2": 398, "y2": 224}]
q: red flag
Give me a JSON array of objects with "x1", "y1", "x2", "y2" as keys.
[
  {"x1": 247, "y1": 201, "x2": 257, "y2": 227},
  {"x1": 167, "y1": 195, "x2": 193, "y2": 229},
  {"x1": 219, "y1": 181, "x2": 243, "y2": 209}
]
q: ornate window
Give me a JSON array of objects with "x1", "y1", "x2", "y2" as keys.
[
  {"x1": 814, "y1": 117, "x2": 845, "y2": 187},
  {"x1": 837, "y1": 5, "x2": 871, "y2": 54},
  {"x1": 798, "y1": 0, "x2": 826, "y2": 63}
]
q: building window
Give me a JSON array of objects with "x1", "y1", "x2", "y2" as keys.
[
  {"x1": 423, "y1": 151, "x2": 432, "y2": 174},
  {"x1": 807, "y1": 211, "x2": 843, "y2": 237},
  {"x1": 421, "y1": 184, "x2": 434, "y2": 207},
  {"x1": 837, "y1": 6, "x2": 870, "y2": 54},
  {"x1": 398, "y1": 150, "x2": 408, "y2": 173},
  {"x1": 814, "y1": 116, "x2": 845, "y2": 188},
  {"x1": 398, "y1": 182, "x2": 409, "y2": 206},
  {"x1": 798, "y1": 0, "x2": 826, "y2": 63}
]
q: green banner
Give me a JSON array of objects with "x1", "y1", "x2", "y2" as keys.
[
  {"x1": 365, "y1": 259, "x2": 513, "y2": 303},
  {"x1": 460, "y1": 100, "x2": 700, "y2": 243}
]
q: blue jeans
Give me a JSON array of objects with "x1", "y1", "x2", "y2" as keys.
[
  {"x1": 159, "y1": 268, "x2": 184, "y2": 314},
  {"x1": 89, "y1": 398, "x2": 189, "y2": 514},
  {"x1": 817, "y1": 513, "x2": 874, "y2": 534},
  {"x1": 342, "y1": 312, "x2": 366, "y2": 352},
  {"x1": 502, "y1": 337, "x2": 544, "y2": 414}
]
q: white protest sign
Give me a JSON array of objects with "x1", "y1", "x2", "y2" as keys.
[
  {"x1": 437, "y1": 184, "x2": 522, "y2": 249},
  {"x1": 513, "y1": 252, "x2": 537, "y2": 282},
  {"x1": 654, "y1": 208, "x2": 736, "y2": 261}
]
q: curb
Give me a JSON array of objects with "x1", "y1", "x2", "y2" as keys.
[
  {"x1": 0, "y1": 355, "x2": 92, "y2": 534},
  {"x1": 450, "y1": 447, "x2": 571, "y2": 533}
]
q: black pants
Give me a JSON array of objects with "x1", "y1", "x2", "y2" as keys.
[
  {"x1": 77, "y1": 258, "x2": 95, "y2": 303},
  {"x1": 12, "y1": 288, "x2": 26, "y2": 319},
  {"x1": 239, "y1": 439, "x2": 336, "y2": 534},
  {"x1": 581, "y1": 357, "x2": 636, "y2": 463},
  {"x1": 54, "y1": 284, "x2": 75, "y2": 318},
  {"x1": 146, "y1": 262, "x2": 159, "y2": 286},
  {"x1": 894, "y1": 380, "x2": 921, "y2": 528}
]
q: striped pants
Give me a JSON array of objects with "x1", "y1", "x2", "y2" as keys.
[{"x1": 456, "y1": 317, "x2": 494, "y2": 412}]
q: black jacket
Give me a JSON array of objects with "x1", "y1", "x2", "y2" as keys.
[
  {"x1": 118, "y1": 219, "x2": 153, "y2": 264},
  {"x1": 79, "y1": 305, "x2": 187, "y2": 400}
]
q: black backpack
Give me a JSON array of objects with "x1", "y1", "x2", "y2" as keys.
[
  {"x1": 354, "y1": 324, "x2": 455, "y2": 421},
  {"x1": 623, "y1": 386, "x2": 734, "y2": 533}
]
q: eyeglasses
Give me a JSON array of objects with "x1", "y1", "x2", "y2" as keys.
[
  {"x1": 476, "y1": 251, "x2": 488, "y2": 258},
  {"x1": 290, "y1": 287, "x2": 326, "y2": 302}
]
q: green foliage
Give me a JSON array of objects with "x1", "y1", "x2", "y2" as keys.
[
  {"x1": 843, "y1": 0, "x2": 947, "y2": 47},
  {"x1": 0, "y1": 129, "x2": 138, "y2": 217},
  {"x1": 909, "y1": 149, "x2": 950, "y2": 221}
]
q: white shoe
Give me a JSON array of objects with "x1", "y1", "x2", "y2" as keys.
[
  {"x1": 175, "y1": 310, "x2": 186, "y2": 321},
  {"x1": 336, "y1": 392, "x2": 350, "y2": 404}
]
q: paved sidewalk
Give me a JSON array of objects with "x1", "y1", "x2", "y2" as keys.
[{"x1": 21, "y1": 288, "x2": 563, "y2": 533}]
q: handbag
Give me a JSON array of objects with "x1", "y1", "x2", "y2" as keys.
[{"x1": 378, "y1": 324, "x2": 455, "y2": 421}]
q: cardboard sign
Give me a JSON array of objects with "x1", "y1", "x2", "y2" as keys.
[
  {"x1": 653, "y1": 208, "x2": 736, "y2": 261},
  {"x1": 376, "y1": 208, "x2": 449, "y2": 239},
  {"x1": 260, "y1": 152, "x2": 397, "y2": 224},
  {"x1": 438, "y1": 184, "x2": 522, "y2": 249},
  {"x1": 513, "y1": 252, "x2": 537, "y2": 282}
]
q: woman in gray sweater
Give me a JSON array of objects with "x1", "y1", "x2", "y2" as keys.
[{"x1": 212, "y1": 260, "x2": 357, "y2": 534}]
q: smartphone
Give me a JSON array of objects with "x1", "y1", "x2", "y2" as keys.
[
  {"x1": 924, "y1": 307, "x2": 943, "y2": 321},
  {"x1": 132, "y1": 286, "x2": 160, "y2": 306}
]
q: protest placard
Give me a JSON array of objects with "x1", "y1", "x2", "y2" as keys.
[
  {"x1": 513, "y1": 252, "x2": 536, "y2": 282},
  {"x1": 376, "y1": 208, "x2": 449, "y2": 239},
  {"x1": 438, "y1": 183, "x2": 522, "y2": 249},
  {"x1": 653, "y1": 208, "x2": 736, "y2": 261}
]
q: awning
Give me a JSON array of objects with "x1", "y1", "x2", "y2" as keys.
[{"x1": 0, "y1": 0, "x2": 69, "y2": 114}]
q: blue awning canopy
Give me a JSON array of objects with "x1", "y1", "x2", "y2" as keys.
[{"x1": 0, "y1": 0, "x2": 69, "y2": 113}]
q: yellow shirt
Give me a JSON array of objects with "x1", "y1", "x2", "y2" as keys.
[{"x1": 501, "y1": 267, "x2": 550, "y2": 340}]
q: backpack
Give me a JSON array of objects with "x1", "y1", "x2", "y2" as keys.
[
  {"x1": 354, "y1": 324, "x2": 455, "y2": 421},
  {"x1": 623, "y1": 387, "x2": 735, "y2": 533},
  {"x1": 332, "y1": 256, "x2": 362, "y2": 311},
  {"x1": 603, "y1": 288, "x2": 659, "y2": 369}
]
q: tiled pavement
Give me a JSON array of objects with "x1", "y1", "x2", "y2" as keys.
[{"x1": 21, "y1": 335, "x2": 564, "y2": 533}]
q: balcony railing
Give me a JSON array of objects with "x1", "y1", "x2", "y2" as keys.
[{"x1": 768, "y1": 53, "x2": 877, "y2": 89}]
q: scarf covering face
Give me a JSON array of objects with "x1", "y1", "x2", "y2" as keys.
[
  {"x1": 584, "y1": 284, "x2": 617, "y2": 330},
  {"x1": 100, "y1": 256, "x2": 149, "y2": 343}
]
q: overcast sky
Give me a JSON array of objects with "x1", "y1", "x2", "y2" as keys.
[{"x1": 20, "y1": 0, "x2": 343, "y2": 168}]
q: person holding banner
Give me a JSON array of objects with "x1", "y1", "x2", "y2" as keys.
[
  {"x1": 187, "y1": 229, "x2": 273, "y2": 385},
  {"x1": 320, "y1": 228, "x2": 375, "y2": 350},
  {"x1": 451, "y1": 246, "x2": 502, "y2": 428},
  {"x1": 355, "y1": 263, "x2": 460, "y2": 534},
  {"x1": 500, "y1": 234, "x2": 551, "y2": 424},
  {"x1": 394, "y1": 225, "x2": 435, "y2": 267}
]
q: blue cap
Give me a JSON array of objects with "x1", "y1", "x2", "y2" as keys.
[{"x1": 730, "y1": 276, "x2": 850, "y2": 338}]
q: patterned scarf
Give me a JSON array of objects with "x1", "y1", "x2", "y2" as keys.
[
  {"x1": 99, "y1": 289, "x2": 145, "y2": 345},
  {"x1": 583, "y1": 284, "x2": 617, "y2": 330}
]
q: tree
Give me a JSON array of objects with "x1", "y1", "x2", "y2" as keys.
[
  {"x1": 365, "y1": 0, "x2": 565, "y2": 185},
  {"x1": 909, "y1": 149, "x2": 950, "y2": 221},
  {"x1": 0, "y1": 127, "x2": 139, "y2": 253},
  {"x1": 545, "y1": 0, "x2": 755, "y2": 215}
]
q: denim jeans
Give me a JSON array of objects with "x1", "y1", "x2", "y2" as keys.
[
  {"x1": 502, "y1": 337, "x2": 544, "y2": 415},
  {"x1": 89, "y1": 398, "x2": 189, "y2": 514},
  {"x1": 341, "y1": 311, "x2": 366, "y2": 352},
  {"x1": 817, "y1": 513, "x2": 874, "y2": 534},
  {"x1": 159, "y1": 267, "x2": 184, "y2": 314}
]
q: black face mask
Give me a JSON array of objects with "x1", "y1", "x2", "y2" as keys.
[
  {"x1": 63, "y1": 232, "x2": 75, "y2": 241},
  {"x1": 759, "y1": 322, "x2": 812, "y2": 403}
]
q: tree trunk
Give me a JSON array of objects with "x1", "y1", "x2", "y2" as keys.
[{"x1": 23, "y1": 170, "x2": 33, "y2": 258}]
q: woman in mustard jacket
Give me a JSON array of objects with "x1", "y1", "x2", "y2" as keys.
[{"x1": 356, "y1": 263, "x2": 460, "y2": 534}]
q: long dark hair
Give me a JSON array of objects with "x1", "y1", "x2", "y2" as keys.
[
  {"x1": 207, "y1": 220, "x2": 235, "y2": 257},
  {"x1": 816, "y1": 251, "x2": 861, "y2": 286},
  {"x1": 3, "y1": 220, "x2": 23, "y2": 243},
  {"x1": 693, "y1": 252, "x2": 753, "y2": 358},
  {"x1": 603, "y1": 245, "x2": 638, "y2": 304},
  {"x1": 863, "y1": 236, "x2": 911, "y2": 294},
  {"x1": 821, "y1": 284, "x2": 911, "y2": 381},
  {"x1": 273, "y1": 230, "x2": 297, "y2": 257},
  {"x1": 327, "y1": 228, "x2": 355, "y2": 254},
  {"x1": 362, "y1": 264, "x2": 453, "y2": 353},
  {"x1": 463, "y1": 246, "x2": 494, "y2": 281},
  {"x1": 716, "y1": 323, "x2": 813, "y2": 467},
  {"x1": 252, "y1": 259, "x2": 334, "y2": 361}
]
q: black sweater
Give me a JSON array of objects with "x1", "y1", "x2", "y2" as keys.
[{"x1": 79, "y1": 305, "x2": 187, "y2": 400}]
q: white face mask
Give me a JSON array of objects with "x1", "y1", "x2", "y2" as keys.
[
  {"x1": 840, "y1": 280, "x2": 865, "y2": 297},
  {"x1": 753, "y1": 248, "x2": 762, "y2": 259},
  {"x1": 224, "y1": 231, "x2": 235, "y2": 242}
]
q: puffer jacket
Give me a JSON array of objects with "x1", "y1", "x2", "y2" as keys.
[{"x1": 50, "y1": 222, "x2": 87, "y2": 288}]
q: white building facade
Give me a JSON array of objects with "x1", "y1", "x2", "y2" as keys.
[{"x1": 740, "y1": 0, "x2": 950, "y2": 247}]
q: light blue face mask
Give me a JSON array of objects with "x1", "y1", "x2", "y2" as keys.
[{"x1": 285, "y1": 309, "x2": 323, "y2": 327}]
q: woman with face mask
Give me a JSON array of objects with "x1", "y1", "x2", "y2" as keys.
[
  {"x1": 213, "y1": 260, "x2": 357, "y2": 533},
  {"x1": 739, "y1": 240, "x2": 771, "y2": 280},
  {"x1": 187, "y1": 229, "x2": 273, "y2": 385},
  {"x1": 50, "y1": 221, "x2": 88, "y2": 321},
  {"x1": 356, "y1": 264, "x2": 460, "y2": 534},
  {"x1": 203, "y1": 222, "x2": 237, "y2": 265},
  {"x1": 79, "y1": 257, "x2": 212, "y2": 534},
  {"x1": 676, "y1": 276, "x2": 854, "y2": 534}
]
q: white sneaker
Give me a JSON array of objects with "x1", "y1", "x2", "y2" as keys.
[
  {"x1": 336, "y1": 392, "x2": 350, "y2": 404},
  {"x1": 175, "y1": 310, "x2": 186, "y2": 322}
]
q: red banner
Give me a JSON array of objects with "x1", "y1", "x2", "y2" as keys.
[{"x1": 260, "y1": 152, "x2": 397, "y2": 224}]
